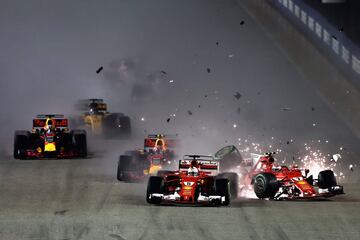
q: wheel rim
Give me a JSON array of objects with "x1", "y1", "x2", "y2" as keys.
[{"x1": 256, "y1": 178, "x2": 265, "y2": 192}]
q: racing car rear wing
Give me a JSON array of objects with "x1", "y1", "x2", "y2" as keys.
[
  {"x1": 147, "y1": 134, "x2": 178, "y2": 139},
  {"x1": 36, "y1": 114, "x2": 65, "y2": 119},
  {"x1": 179, "y1": 158, "x2": 219, "y2": 175},
  {"x1": 33, "y1": 115, "x2": 69, "y2": 130},
  {"x1": 144, "y1": 134, "x2": 178, "y2": 152}
]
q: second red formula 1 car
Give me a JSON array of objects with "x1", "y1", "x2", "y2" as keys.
[
  {"x1": 146, "y1": 155, "x2": 231, "y2": 206},
  {"x1": 241, "y1": 152, "x2": 344, "y2": 200}
]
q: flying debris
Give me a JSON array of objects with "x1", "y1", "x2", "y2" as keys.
[
  {"x1": 349, "y1": 164, "x2": 354, "y2": 171},
  {"x1": 332, "y1": 154, "x2": 342, "y2": 162},
  {"x1": 216, "y1": 42, "x2": 219, "y2": 45},
  {"x1": 187, "y1": 110, "x2": 193, "y2": 115},
  {"x1": 312, "y1": 123, "x2": 317, "y2": 127},
  {"x1": 234, "y1": 92, "x2": 242, "y2": 100},
  {"x1": 169, "y1": 80, "x2": 174, "y2": 83},
  {"x1": 311, "y1": 107, "x2": 315, "y2": 111},
  {"x1": 207, "y1": 68, "x2": 211, "y2": 73},
  {"x1": 198, "y1": 105, "x2": 201, "y2": 108},
  {"x1": 236, "y1": 107, "x2": 241, "y2": 114},
  {"x1": 281, "y1": 107, "x2": 291, "y2": 111},
  {"x1": 54, "y1": 210, "x2": 68, "y2": 216},
  {"x1": 161, "y1": 70, "x2": 167, "y2": 74},
  {"x1": 228, "y1": 54, "x2": 234, "y2": 58},
  {"x1": 233, "y1": 124, "x2": 237, "y2": 128},
  {"x1": 240, "y1": 20, "x2": 245, "y2": 25},
  {"x1": 141, "y1": 117, "x2": 145, "y2": 122},
  {"x1": 166, "y1": 118, "x2": 170, "y2": 123},
  {"x1": 96, "y1": 66, "x2": 103, "y2": 74}
]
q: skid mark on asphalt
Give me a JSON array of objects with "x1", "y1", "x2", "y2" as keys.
[
  {"x1": 74, "y1": 225, "x2": 90, "y2": 240},
  {"x1": 239, "y1": 207, "x2": 262, "y2": 239},
  {"x1": 96, "y1": 183, "x2": 114, "y2": 212},
  {"x1": 109, "y1": 233, "x2": 126, "y2": 240},
  {"x1": 274, "y1": 226, "x2": 289, "y2": 240}
]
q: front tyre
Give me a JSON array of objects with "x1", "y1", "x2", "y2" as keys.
[
  {"x1": 253, "y1": 173, "x2": 279, "y2": 199},
  {"x1": 117, "y1": 155, "x2": 132, "y2": 181},
  {"x1": 215, "y1": 178, "x2": 230, "y2": 206},
  {"x1": 318, "y1": 170, "x2": 337, "y2": 189},
  {"x1": 71, "y1": 130, "x2": 87, "y2": 158},
  {"x1": 146, "y1": 176, "x2": 163, "y2": 204},
  {"x1": 13, "y1": 131, "x2": 30, "y2": 159},
  {"x1": 218, "y1": 172, "x2": 238, "y2": 199}
]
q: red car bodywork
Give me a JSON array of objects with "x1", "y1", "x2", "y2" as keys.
[
  {"x1": 147, "y1": 157, "x2": 229, "y2": 205},
  {"x1": 242, "y1": 153, "x2": 343, "y2": 200}
]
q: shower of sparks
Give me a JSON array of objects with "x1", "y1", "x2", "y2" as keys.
[
  {"x1": 300, "y1": 144, "x2": 343, "y2": 180},
  {"x1": 235, "y1": 137, "x2": 344, "y2": 184}
]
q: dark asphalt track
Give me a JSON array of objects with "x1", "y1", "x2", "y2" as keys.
[{"x1": 0, "y1": 154, "x2": 359, "y2": 240}]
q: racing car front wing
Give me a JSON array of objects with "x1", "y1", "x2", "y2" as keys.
[{"x1": 149, "y1": 192, "x2": 225, "y2": 205}]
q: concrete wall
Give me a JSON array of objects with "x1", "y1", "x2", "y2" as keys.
[
  {"x1": 237, "y1": 0, "x2": 360, "y2": 141},
  {"x1": 269, "y1": 0, "x2": 360, "y2": 89}
]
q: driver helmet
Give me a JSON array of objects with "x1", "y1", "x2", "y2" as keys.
[
  {"x1": 187, "y1": 159, "x2": 199, "y2": 176},
  {"x1": 45, "y1": 119, "x2": 55, "y2": 132}
]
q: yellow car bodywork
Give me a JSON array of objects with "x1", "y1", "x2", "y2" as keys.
[
  {"x1": 82, "y1": 114, "x2": 105, "y2": 135},
  {"x1": 44, "y1": 142, "x2": 56, "y2": 152}
]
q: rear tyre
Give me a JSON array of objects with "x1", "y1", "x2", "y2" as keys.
[
  {"x1": 71, "y1": 130, "x2": 87, "y2": 158},
  {"x1": 218, "y1": 172, "x2": 238, "y2": 199},
  {"x1": 103, "y1": 113, "x2": 131, "y2": 138},
  {"x1": 253, "y1": 173, "x2": 279, "y2": 199},
  {"x1": 117, "y1": 155, "x2": 132, "y2": 181},
  {"x1": 318, "y1": 170, "x2": 337, "y2": 189},
  {"x1": 119, "y1": 116, "x2": 131, "y2": 136},
  {"x1": 146, "y1": 176, "x2": 163, "y2": 204},
  {"x1": 215, "y1": 178, "x2": 230, "y2": 206},
  {"x1": 13, "y1": 131, "x2": 30, "y2": 159}
]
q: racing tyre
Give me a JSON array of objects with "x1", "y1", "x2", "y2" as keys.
[
  {"x1": 146, "y1": 176, "x2": 163, "y2": 204},
  {"x1": 253, "y1": 173, "x2": 279, "y2": 199},
  {"x1": 215, "y1": 178, "x2": 230, "y2": 206},
  {"x1": 218, "y1": 172, "x2": 238, "y2": 199},
  {"x1": 103, "y1": 113, "x2": 131, "y2": 138},
  {"x1": 318, "y1": 170, "x2": 337, "y2": 189},
  {"x1": 119, "y1": 116, "x2": 131, "y2": 136},
  {"x1": 117, "y1": 155, "x2": 132, "y2": 181},
  {"x1": 13, "y1": 131, "x2": 30, "y2": 159},
  {"x1": 71, "y1": 130, "x2": 87, "y2": 158}
]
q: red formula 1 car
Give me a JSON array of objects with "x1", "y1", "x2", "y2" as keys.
[
  {"x1": 117, "y1": 134, "x2": 178, "y2": 182},
  {"x1": 146, "y1": 155, "x2": 231, "y2": 206},
  {"x1": 13, "y1": 115, "x2": 87, "y2": 159},
  {"x1": 241, "y1": 152, "x2": 344, "y2": 200}
]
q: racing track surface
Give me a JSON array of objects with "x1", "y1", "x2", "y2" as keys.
[
  {"x1": 0, "y1": 153, "x2": 359, "y2": 240},
  {"x1": 1, "y1": 0, "x2": 360, "y2": 239}
]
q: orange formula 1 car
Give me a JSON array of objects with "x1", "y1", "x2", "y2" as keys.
[
  {"x1": 146, "y1": 155, "x2": 231, "y2": 206},
  {"x1": 13, "y1": 114, "x2": 87, "y2": 159}
]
